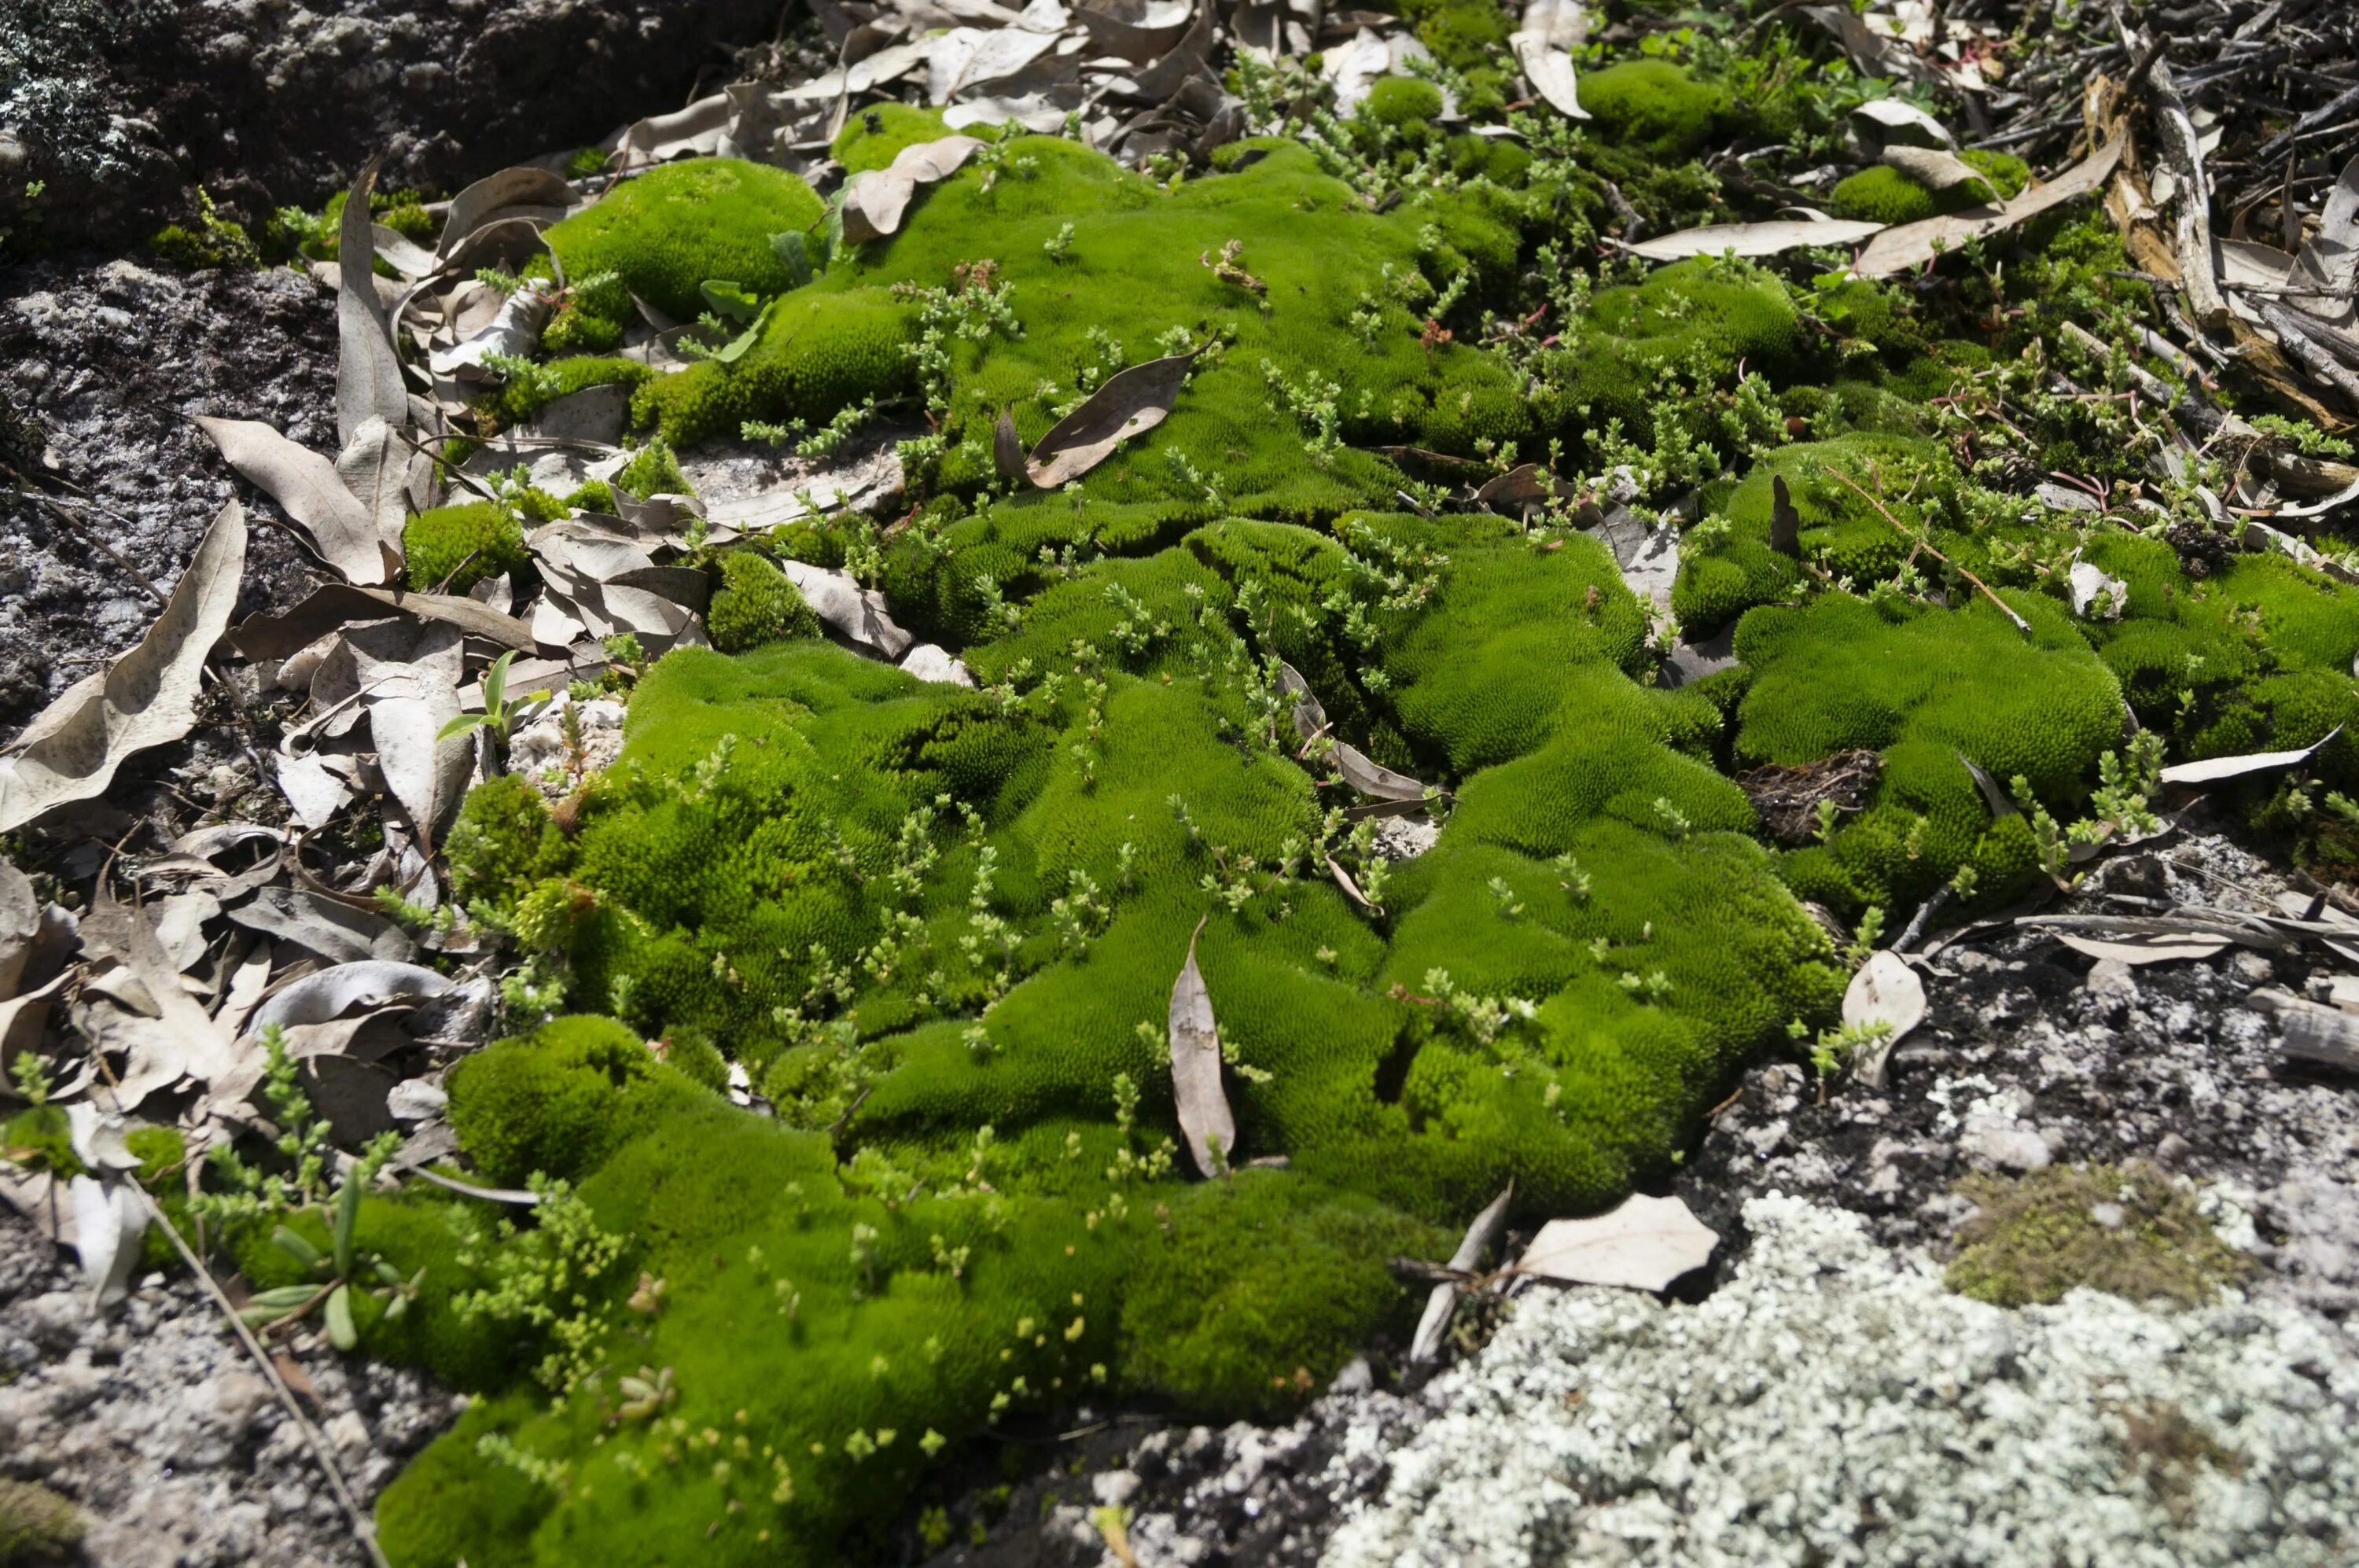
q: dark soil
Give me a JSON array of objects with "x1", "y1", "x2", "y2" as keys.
[
  {"x1": 0, "y1": 257, "x2": 329, "y2": 734},
  {"x1": 2, "y1": 0, "x2": 790, "y2": 254}
]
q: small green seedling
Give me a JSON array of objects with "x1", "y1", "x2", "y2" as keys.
[
  {"x1": 240, "y1": 1169, "x2": 423, "y2": 1351},
  {"x1": 438, "y1": 650, "x2": 532, "y2": 775}
]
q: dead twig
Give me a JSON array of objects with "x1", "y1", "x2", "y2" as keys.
[{"x1": 1820, "y1": 464, "x2": 2031, "y2": 635}]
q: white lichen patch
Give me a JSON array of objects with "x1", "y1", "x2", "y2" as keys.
[{"x1": 1321, "y1": 1194, "x2": 2359, "y2": 1568}]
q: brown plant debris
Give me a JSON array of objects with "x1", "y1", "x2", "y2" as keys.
[{"x1": 1738, "y1": 749, "x2": 1883, "y2": 845}]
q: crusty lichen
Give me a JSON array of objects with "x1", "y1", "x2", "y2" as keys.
[{"x1": 1947, "y1": 1161, "x2": 2252, "y2": 1309}]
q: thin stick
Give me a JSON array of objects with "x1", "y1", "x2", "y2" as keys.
[
  {"x1": 1819, "y1": 464, "x2": 2031, "y2": 635},
  {"x1": 135, "y1": 1191, "x2": 392, "y2": 1568},
  {"x1": 2, "y1": 487, "x2": 168, "y2": 606}
]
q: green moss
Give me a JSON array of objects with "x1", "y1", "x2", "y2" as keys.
[
  {"x1": 1831, "y1": 151, "x2": 2028, "y2": 224},
  {"x1": 1947, "y1": 1162, "x2": 2250, "y2": 1309},
  {"x1": 0, "y1": 1478, "x2": 85, "y2": 1565},
  {"x1": 148, "y1": 188, "x2": 257, "y2": 271},
  {"x1": 447, "y1": 775, "x2": 572, "y2": 915},
  {"x1": 447, "y1": 1017, "x2": 714, "y2": 1188},
  {"x1": 1121, "y1": 1173, "x2": 1440, "y2": 1416},
  {"x1": 1534, "y1": 258, "x2": 1805, "y2": 449},
  {"x1": 543, "y1": 159, "x2": 826, "y2": 320},
  {"x1": 1361, "y1": 76, "x2": 1444, "y2": 131},
  {"x1": 2, "y1": 1106, "x2": 79, "y2": 1176},
  {"x1": 124, "y1": 1125, "x2": 185, "y2": 1184},
  {"x1": 613, "y1": 436, "x2": 692, "y2": 501},
  {"x1": 707, "y1": 551, "x2": 822, "y2": 653},
  {"x1": 833, "y1": 104, "x2": 957, "y2": 174},
  {"x1": 404, "y1": 502, "x2": 530, "y2": 594},
  {"x1": 565, "y1": 480, "x2": 617, "y2": 515},
  {"x1": 1576, "y1": 61, "x2": 1728, "y2": 159},
  {"x1": 1733, "y1": 588, "x2": 2123, "y2": 910},
  {"x1": 355, "y1": 52, "x2": 2359, "y2": 1568}
]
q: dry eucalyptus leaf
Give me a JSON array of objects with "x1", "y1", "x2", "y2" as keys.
[
  {"x1": 197, "y1": 417, "x2": 388, "y2": 584},
  {"x1": 1277, "y1": 661, "x2": 1328, "y2": 744},
  {"x1": 840, "y1": 135, "x2": 984, "y2": 243},
  {"x1": 250, "y1": 960, "x2": 454, "y2": 1035},
  {"x1": 1842, "y1": 950, "x2": 1927, "y2": 1089},
  {"x1": 346, "y1": 619, "x2": 471, "y2": 844},
  {"x1": 1408, "y1": 1181, "x2": 1514, "y2": 1364},
  {"x1": 1326, "y1": 854, "x2": 1376, "y2": 910},
  {"x1": 1801, "y1": 3, "x2": 1929, "y2": 81},
  {"x1": 0, "y1": 972, "x2": 71, "y2": 1061},
  {"x1": 1510, "y1": 31, "x2": 1587, "y2": 119},
  {"x1": 1515, "y1": 1192, "x2": 1719, "y2": 1291},
  {"x1": 1075, "y1": 0, "x2": 1194, "y2": 63},
  {"x1": 334, "y1": 415, "x2": 410, "y2": 564},
  {"x1": 1851, "y1": 98, "x2": 1954, "y2": 153},
  {"x1": 1628, "y1": 218, "x2": 1886, "y2": 263},
  {"x1": 82, "y1": 883, "x2": 241, "y2": 1089},
  {"x1": 1027, "y1": 348, "x2": 1199, "y2": 487},
  {"x1": 2068, "y1": 558, "x2": 2128, "y2": 620},
  {"x1": 302, "y1": 1054, "x2": 406, "y2": 1145},
  {"x1": 371, "y1": 223, "x2": 436, "y2": 278},
  {"x1": 430, "y1": 287, "x2": 553, "y2": 380},
  {"x1": 528, "y1": 383, "x2": 632, "y2": 447},
  {"x1": 1334, "y1": 742, "x2": 1427, "y2": 804},
  {"x1": 138, "y1": 823, "x2": 286, "y2": 900},
  {"x1": 1853, "y1": 131, "x2": 2125, "y2": 278},
  {"x1": 0, "y1": 503, "x2": 248, "y2": 835},
  {"x1": 994, "y1": 408, "x2": 1025, "y2": 480},
  {"x1": 231, "y1": 582, "x2": 542, "y2": 661},
  {"x1": 2158, "y1": 724, "x2": 2341, "y2": 787},
  {"x1": 338, "y1": 160, "x2": 411, "y2": 451},
  {"x1": 1881, "y1": 145, "x2": 1993, "y2": 195},
  {"x1": 1518, "y1": 0, "x2": 1587, "y2": 49},
  {"x1": 215, "y1": 941, "x2": 274, "y2": 1042},
  {"x1": 0, "y1": 858, "x2": 37, "y2": 999},
  {"x1": 275, "y1": 751, "x2": 355, "y2": 830},
  {"x1": 1472, "y1": 462, "x2": 1565, "y2": 514},
  {"x1": 612, "y1": 93, "x2": 733, "y2": 168},
  {"x1": 1168, "y1": 916, "x2": 1235, "y2": 1180},
  {"x1": 779, "y1": 559, "x2": 917, "y2": 661},
  {"x1": 2053, "y1": 929, "x2": 2232, "y2": 966},
  {"x1": 228, "y1": 886, "x2": 413, "y2": 966},
  {"x1": 437, "y1": 165, "x2": 576, "y2": 258},
  {"x1": 1956, "y1": 752, "x2": 2017, "y2": 822},
  {"x1": 69, "y1": 1175, "x2": 149, "y2": 1309},
  {"x1": 2219, "y1": 237, "x2": 2298, "y2": 289}
]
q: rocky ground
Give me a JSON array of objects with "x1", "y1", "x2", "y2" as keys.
[
  {"x1": 0, "y1": 1202, "x2": 451, "y2": 1568},
  {"x1": 0, "y1": 258, "x2": 331, "y2": 727},
  {"x1": 2, "y1": 0, "x2": 790, "y2": 255}
]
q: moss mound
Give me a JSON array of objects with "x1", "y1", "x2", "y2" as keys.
[
  {"x1": 1577, "y1": 61, "x2": 1728, "y2": 158},
  {"x1": 403, "y1": 501, "x2": 535, "y2": 594},
  {"x1": 544, "y1": 159, "x2": 827, "y2": 320},
  {"x1": 705, "y1": 550, "x2": 823, "y2": 653}
]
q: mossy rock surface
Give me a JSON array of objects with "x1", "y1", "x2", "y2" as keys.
[{"x1": 353, "y1": 35, "x2": 2359, "y2": 1567}]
